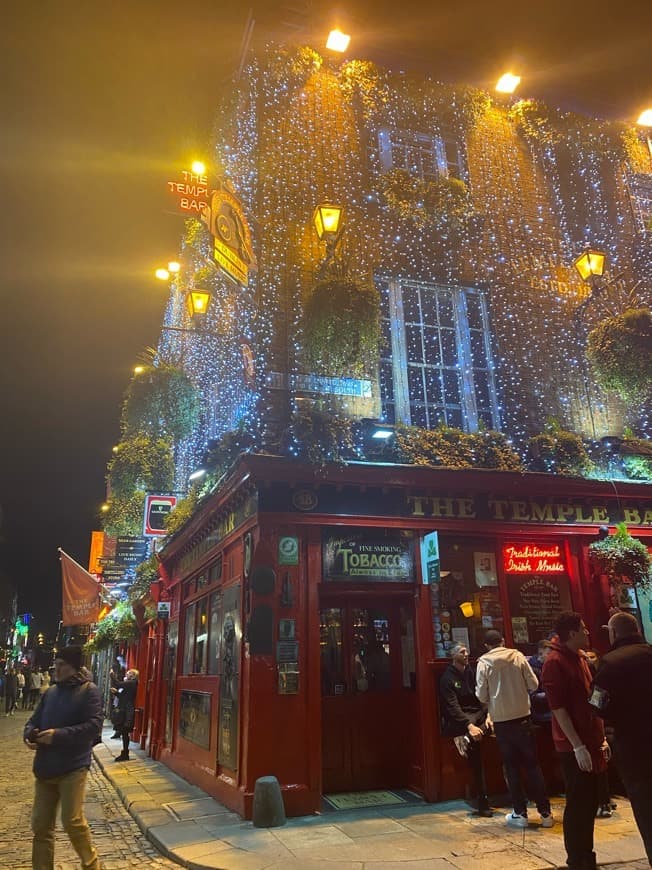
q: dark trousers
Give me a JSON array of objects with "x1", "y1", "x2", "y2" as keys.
[
  {"x1": 559, "y1": 751, "x2": 599, "y2": 870},
  {"x1": 466, "y1": 738, "x2": 490, "y2": 807},
  {"x1": 614, "y1": 738, "x2": 652, "y2": 864},
  {"x1": 494, "y1": 717, "x2": 550, "y2": 816}
]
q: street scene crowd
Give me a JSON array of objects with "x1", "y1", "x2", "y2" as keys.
[{"x1": 1, "y1": 608, "x2": 650, "y2": 870}]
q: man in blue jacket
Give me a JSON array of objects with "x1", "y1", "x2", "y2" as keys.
[{"x1": 24, "y1": 645, "x2": 103, "y2": 870}]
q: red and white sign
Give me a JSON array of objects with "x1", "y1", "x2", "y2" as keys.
[
  {"x1": 166, "y1": 170, "x2": 209, "y2": 215},
  {"x1": 143, "y1": 494, "x2": 178, "y2": 537},
  {"x1": 503, "y1": 543, "x2": 566, "y2": 574}
]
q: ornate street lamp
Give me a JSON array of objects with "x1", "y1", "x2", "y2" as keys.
[
  {"x1": 313, "y1": 203, "x2": 344, "y2": 244},
  {"x1": 573, "y1": 247, "x2": 607, "y2": 285},
  {"x1": 186, "y1": 289, "x2": 212, "y2": 318},
  {"x1": 326, "y1": 29, "x2": 350, "y2": 53},
  {"x1": 496, "y1": 72, "x2": 521, "y2": 95}
]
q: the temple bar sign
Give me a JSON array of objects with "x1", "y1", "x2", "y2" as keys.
[{"x1": 407, "y1": 495, "x2": 652, "y2": 527}]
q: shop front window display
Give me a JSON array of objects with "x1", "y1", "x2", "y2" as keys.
[{"x1": 431, "y1": 539, "x2": 503, "y2": 659}]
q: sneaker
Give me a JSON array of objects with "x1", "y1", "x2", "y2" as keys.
[
  {"x1": 505, "y1": 812, "x2": 528, "y2": 828},
  {"x1": 596, "y1": 805, "x2": 612, "y2": 818},
  {"x1": 540, "y1": 813, "x2": 554, "y2": 828}
]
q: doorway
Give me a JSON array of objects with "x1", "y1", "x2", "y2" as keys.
[{"x1": 320, "y1": 597, "x2": 418, "y2": 793}]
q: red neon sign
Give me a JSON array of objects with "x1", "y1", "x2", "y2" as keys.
[
  {"x1": 166, "y1": 170, "x2": 209, "y2": 215},
  {"x1": 503, "y1": 543, "x2": 566, "y2": 574}
]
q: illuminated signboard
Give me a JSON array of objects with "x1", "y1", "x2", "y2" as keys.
[
  {"x1": 201, "y1": 179, "x2": 256, "y2": 287},
  {"x1": 503, "y1": 543, "x2": 566, "y2": 574},
  {"x1": 167, "y1": 170, "x2": 209, "y2": 215}
]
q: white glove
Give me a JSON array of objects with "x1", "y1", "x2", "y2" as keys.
[{"x1": 573, "y1": 745, "x2": 593, "y2": 772}]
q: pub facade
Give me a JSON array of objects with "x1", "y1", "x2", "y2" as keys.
[{"x1": 147, "y1": 455, "x2": 652, "y2": 818}]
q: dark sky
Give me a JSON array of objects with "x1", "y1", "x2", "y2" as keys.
[{"x1": 1, "y1": 1, "x2": 650, "y2": 636}]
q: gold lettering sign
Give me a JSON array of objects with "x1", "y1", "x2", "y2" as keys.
[{"x1": 202, "y1": 179, "x2": 256, "y2": 287}]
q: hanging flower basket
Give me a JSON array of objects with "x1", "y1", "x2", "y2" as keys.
[
  {"x1": 527, "y1": 424, "x2": 593, "y2": 476},
  {"x1": 589, "y1": 523, "x2": 651, "y2": 590},
  {"x1": 587, "y1": 308, "x2": 652, "y2": 402}
]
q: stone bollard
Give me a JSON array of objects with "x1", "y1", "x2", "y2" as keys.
[{"x1": 252, "y1": 775, "x2": 287, "y2": 828}]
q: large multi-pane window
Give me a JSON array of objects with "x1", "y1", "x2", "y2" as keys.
[
  {"x1": 628, "y1": 174, "x2": 652, "y2": 234},
  {"x1": 378, "y1": 128, "x2": 464, "y2": 181},
  {"x1": 379, "y1": 280, "x2": 500, "y2": 431}
]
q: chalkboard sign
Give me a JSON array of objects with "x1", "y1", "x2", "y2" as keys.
[{"x1": 507, "y1": 574, "x2": 572, "y2": 646}]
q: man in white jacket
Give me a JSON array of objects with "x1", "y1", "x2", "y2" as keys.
[{"x1": 476, "y1": 629, "x2": 553, "y2": 828}]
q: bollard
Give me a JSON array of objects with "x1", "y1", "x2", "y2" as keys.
[{"x1": 252, "y1": 775, "x2": 287, "y2": 828}]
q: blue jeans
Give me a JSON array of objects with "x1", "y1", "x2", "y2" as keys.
[{"x1": 494, "y1": 717, "x2": 550, "y2": 816}]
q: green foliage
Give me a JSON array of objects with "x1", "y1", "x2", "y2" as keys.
[
  {"x1": 165, "y1": 488, "x2": 200, "y2": 536},
  {"x1": 122, "y1": 364, "x2": 201, "y2": 442},
  {"x1": 378, "y1": 168, "x2": 472, "y2": 231},
  {"x1": 286, "y1": 408, "x2": 354, "y2": 466},
  {"x1": 107, "y1": 436, "x2": 174, "y2": 498},
  {"x1": 184, "y1": 218, "x2": 207, "y2": 247},
  {"x1": 587, "y1": 309, "x2": 652, "y2": 402},
  {"x1": 302, "y1": 278, "x2": 381, "y2": 378},
  {"x1": 527, "y1": 423, "x2": 594, "y2": 476},
  {"x1": 622, "y1": 435, "x2": 652, "y2": 481},
  {"x1": 127, "y1": 555, "x2": 160, "y2": 604},
  {"x1": 339, "y1": 59, "x2": 387, "y2": 120},
  {"x1": 589, "y1": 523, "x2": 651, "y2": 589},
  {"x1": 102, "y1": 491, "x2": 146, "y2": 537},
  {"x1": 204, "y1": 429, "x2": 255, "y2": 479},
  {"x1": 395, "y1": 424, "x2": 523, "y2": 470},
  {"x1": 84, "y1": 602, "x2": 138, "y2": 653}
]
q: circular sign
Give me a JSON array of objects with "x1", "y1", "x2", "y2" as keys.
[{"x1": 291, "y1": 489, "x2": 318, "y2": 512}]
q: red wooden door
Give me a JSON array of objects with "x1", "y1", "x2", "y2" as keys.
[{"x1": 320, "y1": 597, "x2": 418, "y2": 793}]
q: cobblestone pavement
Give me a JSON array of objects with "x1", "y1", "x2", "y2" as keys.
[{"x1": 0, "y1": 708, "x2": 177, "y2": 870}]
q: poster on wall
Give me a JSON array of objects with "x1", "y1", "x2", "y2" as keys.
[
  {"x1": 323, "y1": 531, "x2": 413, "y2": 583},
  {"x1": 474, "y1": 552, "x2": 498, "y2": 587},
  {"x1": 507, "y1": 573, "x2": 572, "y2": 645},
  {"x1": 179, "y1": 691, "x2": 211, "y2": 749},
  {"x1": 420, "y1": 531, "x2": 440, "y2": 585},
  {"x1": 218, "y1": 585, "x2": 241, "y2": 770}
]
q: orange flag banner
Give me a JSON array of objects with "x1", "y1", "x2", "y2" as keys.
[{"x1": 60, "y1": 549, "x2": 100, "y2": 626}]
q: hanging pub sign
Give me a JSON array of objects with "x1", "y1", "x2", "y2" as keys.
[
  {"x1": 143, "y1": 494, "x2": 178, "y2": 537},
  {"x1": 166, "y1": 168, "x2": 209, "y2": 215},
  {"x1": 502, "y1": 543, "x2": 566, "y2": 574},
  {"x1": 323, "y1": 531, "x2": 414, "y2": 583},
  {"x1": 201, "y1": 178, "x2": 256, "y2": 287}
]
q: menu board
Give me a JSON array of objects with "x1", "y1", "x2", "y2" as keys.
[{"x1": 507, "y1": 574, "x2": 572, "y2": 645}]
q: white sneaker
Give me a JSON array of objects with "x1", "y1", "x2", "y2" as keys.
[
  {"x1": 540, "y1": 813, "x2": 554, "y2": 828},
  {"x1": 505, "y1": 812, "x2": 528, "y2": 828}
]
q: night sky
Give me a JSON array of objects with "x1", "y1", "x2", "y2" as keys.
[{"x1": 1, "y1": 1, "x2": 650, "y2": 636}]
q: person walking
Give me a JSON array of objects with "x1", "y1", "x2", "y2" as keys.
[
  {"x1": 5, "y1": 666, "x2": 18, "y2": 716},
  {"x1": 23, "y1": 645, "x2": 103, "y2": 870},
  {"x1": 542, "y1": 612, "x2": 609, "y2": 870},
  {"x1": 583, "y1": 649, "x2": 615, "y2": 819},
  {"x1": 19, "y1": 667, "x2": 29, "y2": 708},
  {"x1": 591, "y1": 611, "x2": 652, "y2": 864},
  {"x1": 476, "y1": 629, "x2": 553, "y2": 828},
  {"x1": 110, "y1": 668, "x2": 139, "y2": 762},
  {"x1": 40, "y1": 668, "x2": 51, "y2": 696},
  {"x1": 30, "y1": 668, "x2": 43, "y2": 709},
  {"x1": 440, "y1": 643, "x2": 493, "y2": 817}
]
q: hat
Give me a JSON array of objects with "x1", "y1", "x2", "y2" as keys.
[{"x1": 56, "y1": 645, "x2": 83, "y2": 671}]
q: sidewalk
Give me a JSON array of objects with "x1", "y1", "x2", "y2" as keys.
[{"x1": 93, "y1": 726, "x2": 648, "y2": 870}]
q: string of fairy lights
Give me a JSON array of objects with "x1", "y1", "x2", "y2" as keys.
[{"x1": 157, "y1": 43, "x2": 651, "y2": 485}]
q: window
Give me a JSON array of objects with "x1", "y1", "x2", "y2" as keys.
[
  {"x1": 628, "y1": 173, "x2": 652, "y2": 234},
  {"x1": 194, "y1": 598, "x2": 209, "y2": 674},
  {"x1": 183, "y1": 604, "x2": 195, "y2": 675},
  {"x1": 379, "y1": 280, "x2": 500, "y2": 432},
  {"x1": 378, "y1": 128, "x2": 463, "y2": 181}
]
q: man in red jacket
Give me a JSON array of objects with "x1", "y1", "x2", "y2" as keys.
[{"x1": 542, "y1": 612, "x2": 610, "y2": 870}]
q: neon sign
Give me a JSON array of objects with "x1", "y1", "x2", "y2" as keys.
[
  {"x1": 503, "y1": 543, "x2": 566, "y2": 574},
  {"x1": 166, "y1": 170, "x2": 209, "y2": 215}
]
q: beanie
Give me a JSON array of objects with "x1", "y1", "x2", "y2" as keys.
[{"x1": 56, "y1": 645, "x2": 83, "y2": 671}]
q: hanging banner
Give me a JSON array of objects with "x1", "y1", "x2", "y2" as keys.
[
  {"x1": 88, "y1": 531, "x2": 105, "y2": 575},
  {"x1": 60, "y1": 549, "x2": 100, "y2": 626}
]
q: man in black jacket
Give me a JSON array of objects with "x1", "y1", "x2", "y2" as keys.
[
  {"x1": 591, "y1": 611, "x2": 652, "y2": 864},
  {"x1": 439, "y1": 642, "x2": 493, "y2": 816},
  {"x1": 24, "y1": 645, "x2": 103, "y2": 870}
]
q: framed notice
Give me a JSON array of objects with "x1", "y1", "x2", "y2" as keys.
[
  {"x1": 323, "y1": 531, "x2": 414, "y2": 583},
  {"x1": 179, "y1": 691, "x2": 211, "y2": 749},
  {"x1": 474, "y1": 552, "x2": 498, "y2": 587}
]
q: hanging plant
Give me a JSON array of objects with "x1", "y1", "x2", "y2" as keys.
[
  {"x1": 339, "y1": 59, "x2": 387, "y2": 120},
  {"x1": 302, "y1": 277, "x2": 381, "y2": 378},
  {"x1": 84, "y1": 602, "x2": 138, "y2": 653},
  {"x1": 127, "y1": 555, "x2": 160, "y2": 605},
  {"x1": 527, "y1": 422, "x2": 593, "y2": 476},
  {"x1": 621, "y1": 434, "x2": 652, "y2": 481},
  {"x1": 107, "y1": 436, "x2": 174, "y2": 498},
  {"x1": 165, "y1": 487, "x2": 200, "y2": 536},
  {"x1": 122, "y1": 364, "x2": 201, "y2": 442},
  {"x1": 285, "y1": 407, "x2": 354, "y2": 467},
  {"x1": 395, "y1": 424, "x2": 522, "y2": 471},
  {"x1": 378, "y1": 168, "x2": 472, "y2": 231},
  {"x1": 589, "y1": 523, "x2": 651, "y2": 590},
  {"x1": 101, "y1": 491, "x2": 147, "y2": 537},
  {"x1": 587, "y1": 308, "x2": 652, "y2": 402}
]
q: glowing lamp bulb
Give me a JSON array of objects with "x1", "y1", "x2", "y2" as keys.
[
  {"x1": 133, "y1": 365, "x2": 144, "y2": 375},
  {"x1": 191, "y1": 160, "x2": 206, "y2": 175},
  {"x1": 637, "y1": 109, "x2": 652, "y2": 127},
  {"x1": 155, "y1": 268, "x2": 170, "y2": 281},
  {"x1": 460, "y1": 601, "x2": 474, "y2": 618},
  {"x1": 326, "y1": 29, "x2": 351, "y2": 53},
  {"x1": 496, "y1": 72, "x2": 521, "y2": 95},
  {"x1": 167, "y1": 261, "x2": 181, "y2": 273}
]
